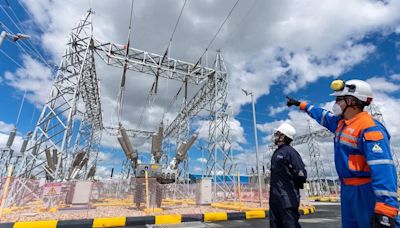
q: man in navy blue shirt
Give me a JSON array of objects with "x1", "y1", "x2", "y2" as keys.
[{"x1": 270, "y1": 123, "x2": 307, "y2": 228}]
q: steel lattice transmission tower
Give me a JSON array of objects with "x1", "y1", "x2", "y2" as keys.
[{"x1": 15, "y1": 11, "x2": 103, "y2": 181}]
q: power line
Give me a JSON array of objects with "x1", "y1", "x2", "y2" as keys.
[
  {"x1": 0, "y1": 21, "x2": 12, "y2": 33},
  {"x1": 223, "y1": 0, "x2": 259, "y2": 47},
  {"x1": 143, "y1": 0, "x2": 188, "y2": 128},
  {"x1": 163, "y1": 83, "x2": 184, "y2": 120},
  {"x1": 193, "y1": 0, "x2": 240, "y2": 68},
  {"x1": 15, "y1": 0, "x2": 35, "y2": 22},
  {"x1": 0, "y1": 48, "x2": 24, "y2": 68},
  {"x1": 169, "y1": 0, "x2": 187, "y2": 43},
  {"x1": 0, "y1": 5, "x2": 53, "y2": 70},
  {"x1": 136, "y1": 82, "x2": 157, "y2": 129},
  {"x1": 116, "y1": 0, "x2": 135, "y2": 122}
]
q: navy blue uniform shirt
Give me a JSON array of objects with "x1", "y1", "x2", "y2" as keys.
[{"x1": 270, "y1": 144, "x2": 307, "y2": 209}]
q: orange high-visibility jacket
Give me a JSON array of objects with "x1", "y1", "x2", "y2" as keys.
[{"x1": 300, "y1": 102, "x2": 398, "y2": 218}]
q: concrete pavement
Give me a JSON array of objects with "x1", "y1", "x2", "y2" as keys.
[{"x1": 125, "y1": 204, "x2": 341, "y2": 228}]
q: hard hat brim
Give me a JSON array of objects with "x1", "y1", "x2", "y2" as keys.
[{"x1": 330, "y1": 91, "x2": 344, "y2": 97}]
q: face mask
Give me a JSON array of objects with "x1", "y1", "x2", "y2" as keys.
[{"x1": 332, "y1": 103, "x2": 343, "y2": 116}]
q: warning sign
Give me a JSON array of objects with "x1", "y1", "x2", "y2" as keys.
[{"x1": 43, "y1": 183, "x2": 62, "y2": 196}]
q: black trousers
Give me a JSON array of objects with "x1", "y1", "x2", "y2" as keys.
[{"x1": 269, "y1": 205, "x2": 301, "y2": 228}]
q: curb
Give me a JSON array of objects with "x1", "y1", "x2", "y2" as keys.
[
  {"x1": 299, "y1": 205, "x2": 316, "y2": 215},
  {"x1": 0, "y1": 207, "x2": 316, "y2": 227},
  {"x1": 211, "y1": 202, "x2": 267, "y2": 212},
  {"x1": 0, "y1": 211, "x2": 268, "y2": 228},
  {"x1": 211, "y1": 202, "x2": 316, "y2": 216},
  {"x1": 309, "y1": 197, "x2": 339, "y2": 203}
]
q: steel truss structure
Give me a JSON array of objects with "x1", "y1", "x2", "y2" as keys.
[{"x1": 11, "y1": 10, "x2": 234, "y2": 201}]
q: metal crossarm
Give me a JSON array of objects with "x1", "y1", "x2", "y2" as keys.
[{"x1": 93, "y1": 39, "x2": 216, "y2": 85}]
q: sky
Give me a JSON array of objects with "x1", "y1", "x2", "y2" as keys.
[{"x1": 1, "y1": 0, "x2": 400, "y2": 179}]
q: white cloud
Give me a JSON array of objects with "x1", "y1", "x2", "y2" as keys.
[
  {"x1": 197, "y1": 157, "x2": 207, "y2": 164},
  {"x1": 282, "y1": 43, "x2": 376, "y2": 93},
  {"x1": 268, "y1": 105, "x2": 288, "y2": 116},
  {"x1": 0, "y1": 121, "x2": 15, "y2": 134},
  {"x1": 390, "y1": 73, "x2": 400, "y2": 81},
  {"x1": 3, "y1": 55, "x2": 53, "y2": 106},
  {"x1": 94, "y1": 165, "x2": 112, "y2": 180},
  {"x1": 366, "y1": 76, "x2": 400, "y2": 93},
  {"x1": 96, "y1": 151, "x2": 113, "y2": 163},
  {"x1": 0, "y1": 121, "x2": 24, "y2": 154},
  {"x1": 226, "y1": 0, "x2": 400, "y2": 111},
  {"x1": 196, "y1": 117, "x2": 246, "y2": 151},
  {"x1": 370, "y1": 92, "x2": 400, "y2": 144},
  {"x1": 257, "y1": 110, "x2": 323, "y2": 138}
]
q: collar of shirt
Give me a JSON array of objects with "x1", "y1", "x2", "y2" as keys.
[{"x1": 344, "y1": 111, "x2": 370, "y2": 126}]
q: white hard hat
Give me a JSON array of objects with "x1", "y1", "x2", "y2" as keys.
[
  {"x1": 275, "y1": 123, "x2": 296, "y2": 140},
  {"x1": 330, "y1": 79, "x2": 373, "y2": 105}
]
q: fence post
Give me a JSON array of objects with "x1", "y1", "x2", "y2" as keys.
[
  {"x1": 145, "y1": 171, "x2": 150, "y2": 209},
  {"x1": 0, "y1": 165, "x2": 13, "y2": 220}
]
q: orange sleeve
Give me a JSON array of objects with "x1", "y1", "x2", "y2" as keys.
[
  {"x1": 364, "y1": 131, "x2": 384, "y2": 141},
  {"x1": 375, "y1": 202, "x2": 398, "y2": 218},
  {"x1": 299, "y1": 102, "x2": 307, "y2": 111}
]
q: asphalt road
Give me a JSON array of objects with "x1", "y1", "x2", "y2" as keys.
[{"x1": 126, "y1": 203, "x2": 342, "y2": 228}]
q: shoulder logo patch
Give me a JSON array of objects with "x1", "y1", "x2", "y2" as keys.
[{"x1": 372, "y1": 143, "x2": 383, "y2": 153}]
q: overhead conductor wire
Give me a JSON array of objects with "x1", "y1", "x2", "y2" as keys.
[
  {"x1": 137, "y1": 0, "x2": 188, "y2": 129},
  {"x1": 193, "y1": 0, "x2": 240, "y2": 69},
  {"x1": 0, "y1": 4, "x2": 54, "y2": 70},
  {"x1": 158, "y1": 0, "x2": 188, "y2": 122},
  {"x1": 116, "y1": 0, "x2": 135, "y2": 123}
]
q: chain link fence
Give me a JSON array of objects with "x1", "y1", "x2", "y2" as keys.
[{"x1": 0, "y1": 176, "x2": 314, "y2": 222}]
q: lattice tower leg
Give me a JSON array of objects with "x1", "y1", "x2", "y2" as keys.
[
  {"x1": 307, "y1": 120, "x2": 330, "y2": 196},
  {"x1": 206, "y1": 51, "x2": 234, "y2": 202}
]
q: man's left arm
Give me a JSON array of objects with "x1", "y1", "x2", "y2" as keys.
[
  {"x1": 288, "y1": 149, "x2": 307, "y2": 188},
  {"x1": 363, "y1": 126, "x2": 398, "y2": 219}
]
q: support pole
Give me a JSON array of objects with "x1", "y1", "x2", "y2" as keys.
[
  {"x1": 250, "y1": 93, "x2": 263, "y2": 207},
  {"x1": 237, "y1": 171, "x2": 241, "y2": 208},
  {"x1": 0, "y1": 31, "x2": 7, "y2": 47}
]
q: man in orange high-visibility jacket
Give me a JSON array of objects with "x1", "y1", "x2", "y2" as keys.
[{"x1": 287, "y1": 79, "x2": 398, "y2": 228}]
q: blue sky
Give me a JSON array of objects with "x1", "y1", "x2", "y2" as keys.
[{"x1": 1, "y1": 0, "x2": 400, "y2": 179}]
